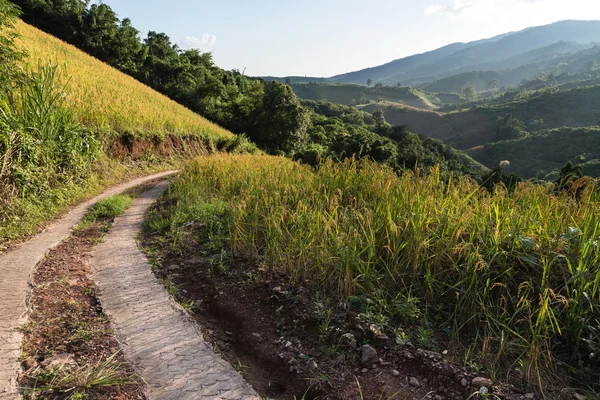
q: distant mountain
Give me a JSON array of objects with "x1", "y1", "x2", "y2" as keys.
[{"x1": 267, "y1": 20, "x2": 600, "y2": 88}]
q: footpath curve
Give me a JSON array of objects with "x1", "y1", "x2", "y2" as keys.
[
  {"x1": 92, "y1": 181, "x2": 259, "y2": 400},
  {"x1": 0, "y1": 171, "x2": 177, "y2": 399}
]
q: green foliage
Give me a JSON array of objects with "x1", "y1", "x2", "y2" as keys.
[
  {"x1": 84, "y1": 195, "x2": 133, "y2": 222},
  {"x1": 0, "y1": 62, "x2": 99, "y2": 203},
  {"x1": 0, "y1": 0, "x2": 25, "y2": 92},
  {"x1": 298, "y1": 100, "x2": 487, "y2": 180},
  {"x1": 153, "y1": 154, "x2": 600, "y2": 391},
  {"x1": 462, "y1": 85, "x2": 477, "y2": 101},
  {"x1": 472, "y1": 127, "x2": 600, "y2": 179}
]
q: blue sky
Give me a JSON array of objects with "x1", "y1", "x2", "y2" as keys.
[{"x1": 96, "y1": 0, "x2": 600, "y2": 77}]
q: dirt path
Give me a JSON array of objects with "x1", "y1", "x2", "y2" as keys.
[
  {"x1": 0, "y1": 171, "x2": 177, "y2": 399},
  {"x1": 91, "y1": 182, "x2": 259, "y2": 400}
]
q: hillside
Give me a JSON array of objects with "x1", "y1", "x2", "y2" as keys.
[
  {"x1": 14, "y1": 21, "x2": 233, "y2": 139},
  {"x1": 286, "y1": 83, "x2": 457, "y2": 109},
  {"x1": 468, "y1": 127, "x2": 600, "y2": 179}
]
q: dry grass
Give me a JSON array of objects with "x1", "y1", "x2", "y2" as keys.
[
  {"x1": 14, "y1": 21, "x2": 233, "y2": 139},
  {"x1": 149, "y1": 154, "x2": 600, "y2": 393}
]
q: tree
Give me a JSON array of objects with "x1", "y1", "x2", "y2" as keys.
[
  {"x1": 0, "y1": 0, "x2": 25, "y2": 92},
  {"x1": 397, "y1": 82, "x2": 402, "y2": 87},
  {"x1": 367, "y1": 79, "x2": 372, "y2": 87},
  {"x1": 374, "y1": 82, "x2": 383, "y2": 89},
  {"x1": 461, "y1": 85, "x2": 477, "y2": 102},
  {"x1": 252, "y1": 81, "x2": 310, "y2": 154},
  {"x1": 285, "y1": 78, "x2": 291, "y2": 85},
  {"x1": 487, "y1": 79, "x2": 499, "y2": 89},
  {"x1": 373, "y1": 110, "x2": 387, "y2": 134}
]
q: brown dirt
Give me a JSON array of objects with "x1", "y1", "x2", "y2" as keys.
[
  {"x1": 17, "y1": 181, "x2": 161, "y2": 399},
  {"x1": 142, "y1": 233, "x2": 530, "y2": 400}
]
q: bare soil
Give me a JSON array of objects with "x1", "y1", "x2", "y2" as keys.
[
  {"x1": 141, "y1": 233, "x2": 531, "y2": 400},
  {"x1": 17, "y1": 181, "x2": 162, "y2": 399}
]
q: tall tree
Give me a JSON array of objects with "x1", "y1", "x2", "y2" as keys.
[{"x1": 367, "y1": 78, "x2": 373, "y2": 87}]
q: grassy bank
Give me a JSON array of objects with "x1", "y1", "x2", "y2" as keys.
[
  {"x1": 0, "y1": 15, "x2": 258, "y2": 246},
  {"x1": 146, "y1": 154, "x2": 600, "y2": 394}
]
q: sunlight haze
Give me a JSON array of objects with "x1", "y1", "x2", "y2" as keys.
[{"x1": 95, "y1": 0, "x2": 600, "y2": 77}]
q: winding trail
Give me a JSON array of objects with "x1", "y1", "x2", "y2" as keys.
[
  {"x1": 92, "y1": 182, "x2": 259, "y2": 400},
  {"x1": 0, "y1": 171, "x2": 176, "y2": 399}
]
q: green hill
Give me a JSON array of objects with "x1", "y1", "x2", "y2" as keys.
[
  {"x1": 286, "y1": 83, "x2": 459, "y2": 110},
  {"x1": 468, "y1": 127, "x2": 600, "y2": 179}
]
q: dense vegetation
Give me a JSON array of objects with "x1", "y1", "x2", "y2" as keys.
[
  {"x1": 10, "y1": 0, "x2": 490, "y2": 180},
  {"x1": 470, "y1": 127, "x2": 600, "y2": 179},
  {"x1": 147, "y1": 154, "x2": 600, "y2": 395}
]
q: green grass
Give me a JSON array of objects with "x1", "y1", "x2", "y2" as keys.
[
  {"x1": 147, "y1": 154, "x2": 600, "y2": 393},
  {"x1": 83, "y1": 195, "x2": 133, "y2": 222}
]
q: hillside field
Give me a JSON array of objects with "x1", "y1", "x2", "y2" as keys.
[
  {"x1": 146, "y1": 154, "x2": 600, "y2": 397},
  {"x1": 14, "y1": 21, "x2": 233, "y2": 139}
]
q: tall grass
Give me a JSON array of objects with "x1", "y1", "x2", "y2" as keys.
[
  {"x1": 152, "y1": 154, "x2": 600, "y2": 390},
  {"x1": 14, "y1": 21, "x2": 233, "y2": 139}
]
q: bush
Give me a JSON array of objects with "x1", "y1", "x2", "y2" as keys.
[{"x1": 85, "y1": 195, "x2": 133, "y2": 222}]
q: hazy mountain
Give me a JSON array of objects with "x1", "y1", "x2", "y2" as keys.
[{"x1": 268, "y1": 20, "x2": 600, "y2": 87}]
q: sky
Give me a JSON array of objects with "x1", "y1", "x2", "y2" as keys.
[{"x1": 95, "y1": 0, "x2": 600, "y2": 77}]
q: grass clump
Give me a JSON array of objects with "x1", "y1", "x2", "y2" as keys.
[
  {"x1": 148, "y1": 154, "x2": 600, "y2": 393},
  {"x1": 22, "y1": 353, "x2": 141, "y2": 400},
  {"x1": 84, "y1": 195, "x2": 133, "y2": 223}
]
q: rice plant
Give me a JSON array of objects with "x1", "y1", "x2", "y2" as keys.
[
  {"x1": 14, "y1": 21, "x2": 233, "y2": 140},
  {"x1": 150, "y1": 154, "x2": 600, "y2": 391}
]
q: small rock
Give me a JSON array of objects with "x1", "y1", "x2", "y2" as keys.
[
  {"x1": 423, "y1": 378, "x2": 428, "y2": 384},
  {"x1": 573, "y1": 395, "x2": 585, "y2": 400},
  {"x1": 362, "y1": 368, "x2": 369, "y2": 373},
  {"x1": 379, "y1": 358, "x2": 391, "y2": 366},
  {"x1": 21, "y1": 356, "x2": 37, "y2": 370},
  {"x1": 251, "y1": 332, "x2": 262, "y2": 340},
  {"x1": 460, "y1": 378, "x2": 468, "y2": 387},
  {"x1": 41, "y1": 353, "x2": 76, "y2": 369},
  {"x1": 409, "y1": 377, "x2": 421, "y2": 387},
  {"x1": 392, "y1": 370, "x2": 400, "y2": 376},
  {"x1": 360, "y1": 344, "x2": 378, "y2": 367},
  {"x1": 435, "y1": 396, "x2": 443, "y2": 400},
  {"x1": 341, "y1": 333, "x2": 357, "y2": 348},
  {"x1": 272, "y1": 286, "x2": 283, "y2": 293},
  {"x1": 524, "y1": 394, "x2": 535, "y2": 400},
  {"x1": 472, "y1": 377, "x2": 493, "y2": 387}
]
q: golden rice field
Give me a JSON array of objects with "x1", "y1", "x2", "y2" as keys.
[
  {"x1": 14, "y1": 21, "x2": 233, "y2": 138},
  {"x1": 149, "y1": 154, "x2": 600, "y2": 391}
]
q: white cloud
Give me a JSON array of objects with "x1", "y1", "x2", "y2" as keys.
[
  {"x1": 425, "y1": 0, "x2": 549, "y2": 16},
  {"x1": 179, "y1": 34, "x2": 217, "y2": 51}
]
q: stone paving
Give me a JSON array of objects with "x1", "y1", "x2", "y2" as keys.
[
  {"x1": 0, "y1": 171, "x2": 177, "y2": 399},
  {"x1": 92, "y1": 182, "x2": 259, "y2": 400}
]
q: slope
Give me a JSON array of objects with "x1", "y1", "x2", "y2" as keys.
[
  {"x1": 14, "y1": 21, "x2": 233, "y2": 139},
  {"x1": 288, "y1": 83, "x2": 460, "y2": 110}
]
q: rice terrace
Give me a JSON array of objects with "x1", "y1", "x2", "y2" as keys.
[{"x1": 1, "y1": 0, "x2": 600, "y2": 399}]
